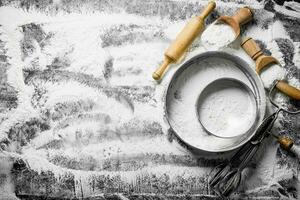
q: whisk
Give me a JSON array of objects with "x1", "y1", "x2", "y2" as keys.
[{"x1": 208, "y1": 81, "x2": 300, "y2": 197}]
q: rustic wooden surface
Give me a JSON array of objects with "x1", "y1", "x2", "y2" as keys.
[{"x1": 0, "y1": 0, "x2": 300, "y2": 199}]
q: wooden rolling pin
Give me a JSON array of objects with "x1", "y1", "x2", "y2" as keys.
[
  {"x1": 241, "y1": 37, "x2": 300, "y2": 100},
  {"x1": 152, "y1": 1, "x2": 216, "y2": 81}
]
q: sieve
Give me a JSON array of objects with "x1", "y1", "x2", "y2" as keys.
[
  {"x1": 164, "y1": 51, "x2": 266, "y2": 152},
  {"x1": 196, "y1": 77, "x2": 258, "y2": 138}
]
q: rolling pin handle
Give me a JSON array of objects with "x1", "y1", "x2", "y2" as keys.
[
  {"x1": 152, "y1": 1, "x2": 216, "y2": 81},
  {"x1": 199, "y1": 1, "x2": 216, "y2": 19},
  {"x1": 152, "y1": 56, "x2": 173, "y2": 80},
  {"x1": 232, "y1": 7, "x2": 253, "y2": 25},
  {"x1": 276, "y1": 80, "x2": 300, "y2": 101}
]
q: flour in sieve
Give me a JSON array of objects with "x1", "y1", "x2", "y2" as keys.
[{"x1": 198, "y1": 83, "x2": 257, "y2": 138}]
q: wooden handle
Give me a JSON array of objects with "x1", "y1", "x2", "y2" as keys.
[
  {"x1": 199, "y1": 1, "x2": 216, "y2": 19},
  {"x1": 278, "y1": 136, "x2": 294, "y2": 151},
  {"x1": 276, "y1": 80, "x2": 300, "y2": 100},
  {"x1": 152, "y1": 56, "x2": 173, "y2": 80},
  {"x1": 241, "y1": 37, "x2": 279, "y2": 73},
  {"x1": 152, "y1": 1, "x2": 216, "y2": 80},
  {"x1": 241, "y1": 37, "x2": 263, "y2": 60},
  {"x1": 232, "y1": 7, "x2": 253, "y2": 25},
  {"x1": 165, "y1": 1, "x2": 216, "y2": 61}
]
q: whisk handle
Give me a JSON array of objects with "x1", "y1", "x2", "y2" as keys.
[{"x1": 239, "y1": 145, "x2": 260, "y2": 170}]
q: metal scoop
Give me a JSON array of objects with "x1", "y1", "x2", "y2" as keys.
[{"x1": 196, "y1": 78, "x2": 258, "y2": 138}]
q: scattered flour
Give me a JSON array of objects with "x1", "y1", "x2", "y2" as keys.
[
  {"x1": 201, "y1": 22, "x2": 236, "y2": 50},
  {"x1": 289, "y1": 77, "x2": 300, "y2": 89},
  {"x1": 260, "y1": 64, "x2": 286, "y2": 89},
  {"x1": 247, "y1": 20, "x2": 289, "y2": 43},
  {"x1": 0, "y1": 156, "x2": 18, "y2": 200},
  {"x1": 291, "y1": 145, "x2": 300, "y2": 158},
  {"x1": 274, "y1": 2, "x2": 300, "y2": 18},
  {"x1": 293, "y1": 42, "x2": 300, "y2": 69},
  {"x1": 272, "y1": 20, "x2": 290, "y2": 40},
  {"x1": 267, "y1": 40, "x2": 285, "y2": 66},
  {"x1": 164, "y1": 20, "x2": 187, "y2": 41},
  {"x1": 0, "y1": 2, "x2": 299, "y2": 198}
]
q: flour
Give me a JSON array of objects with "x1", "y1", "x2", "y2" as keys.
[
  {"x1": 164, "y1": 20, "x2": 187, "y2": 41},
  {"x1": 293, "y1": 42, "x2": 300, "y2": 69},
  {"x1": 260, "y1": 64, "x2": 286, "y2": 89},
  {"x1": 201, "y1": 22, "x2": 236, "y2": 50},
  {"x1": 274, "y1": 2, "x2": 300, "y2": 18},
  {"x1": 197, "y1": 79, "x2": 257, "y2": 138},
  {"x1": 0, "y1": 2, "x2": 299, "y2": 198},
  {"x1": 167, "y1": 55, "x2": 265, "y2": 152},
  {"x1": 291, "y1": 145, "x2": 300, "y2": 158}
]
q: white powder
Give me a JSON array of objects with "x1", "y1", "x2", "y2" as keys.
[
  {"x1": 291, "y1": 145, "x2": 300, "y2": 159},
  {"x1": 164, "y1": 20, "x2": 187, "y2": 41},
  {"x1": 267, "y1": 41, "x2": 285, "y2": 66},
  {"x1": 0, "y1": 3, "x2": 299, "y2": 197},
  {"x1": 293, "y1": 42, "x2": 300, "y2": 69},
  {"x1": 260, "y1": 64, "x2": 286, "y2": 89},
  {"x1": 274, "y1": 2, "x2": 300, "y2": 18},
  {"x1": 272, "y1": 20, "x2": 290, "y2": 40},
  {"x1": 167, "y1": 56, "x2": 265, "y2": 152},
  {"x1": 289, "y1": 77, "x2": 300, "y2": 88},
  {"x1": 197, "y1": 80, "x2": 257, "y2": 138},
  {"x1": 201, "y1": 22, "x2": 236, "y2": 50}
]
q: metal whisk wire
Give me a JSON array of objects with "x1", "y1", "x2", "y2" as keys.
[
  {"x1": 208, "y1": 81, "x2": 300, "y2": 197},
  {"x1": 268, "y1": 81, "x2": 300, "y2": 115}
]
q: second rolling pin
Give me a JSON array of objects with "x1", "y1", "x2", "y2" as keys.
[{"x1": 152, "y1": 1, "x2": 216, "y2": 81}]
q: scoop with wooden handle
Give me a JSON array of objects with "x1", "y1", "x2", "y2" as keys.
[
  {"x1": 217, "y1": 7, "x2": 253, "y2": 37},
  {"x1": 152, "y1": 1, "x2": 216, "y2": 80},
  {"x1": 241, "y1": 37, "x2": 300, "y2": 100}
]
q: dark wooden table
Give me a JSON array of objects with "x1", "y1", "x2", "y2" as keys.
[{"x1": 0, "y1": 0, "x2": 299, "y2": 199}]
